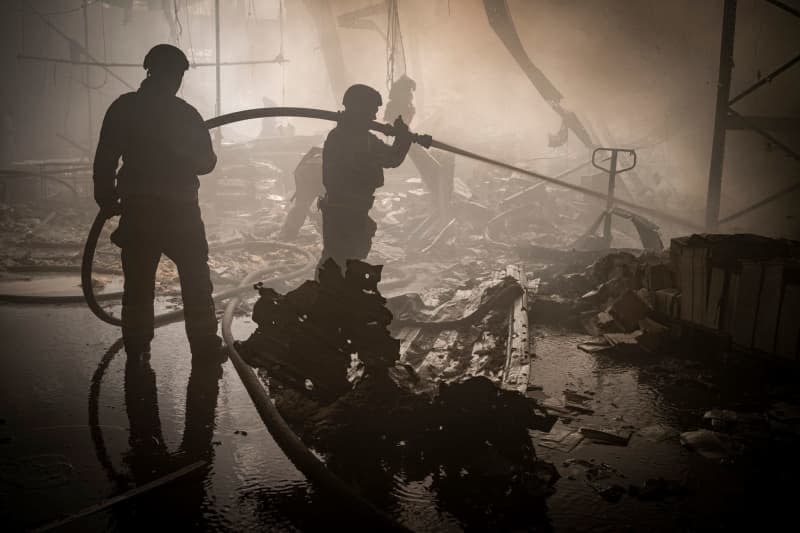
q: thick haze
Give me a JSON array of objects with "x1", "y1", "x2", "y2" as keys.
[{"x1": 1, "y1": 0, "x2": 798, "y2": 237}]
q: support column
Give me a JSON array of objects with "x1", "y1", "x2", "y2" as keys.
[
  {"x1": 214, "y1": 0, "x2": 221, "y2": 143},
  {"x1": 301, "y1": 0, "x2": 349, "y2": 101},
  {"x1": 705, "y1": 0, "x2": 738, "y2": 232},
  {"x1": 83, "y1": 1, "x2": 92, "y2": 145}
]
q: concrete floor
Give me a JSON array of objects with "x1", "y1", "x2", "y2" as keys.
[{"x1": 1, "y1": 299, "x2": 798, "y2": 531}]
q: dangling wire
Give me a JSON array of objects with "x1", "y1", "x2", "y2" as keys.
[
  {"x1": 184, "y1": 0, "x2": 196, "y2": 66},
  {"x1": 173, "y1": 0, "x2": 183, "y2": 47},
  {"x1": 385, "y1": 0, "x2": 406, "y2": 90},
  {"x1": 279, "y1": 0, "x2": 286, "y2": 107}
]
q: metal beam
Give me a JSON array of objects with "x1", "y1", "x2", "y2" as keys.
[
  {"x1": 765, "y1": 0, "x2": 800, "y2": 18},
  {"x1": 17, "y1": 54, "x2": 287, "y2": 68},
  {"x1": 22, "y1": 1, "x2": 134, "y2": 90},
  {"x1": 214, "y1": 0, "x2": 221, "y2": 145},
  {"x1": 729, "y1": 109, "x2": 800, "y2": 163},
  {"x1": 482, "y1": 0, "x2": 595, "y2": 149},
  {"x1": 215, "y1": 0, "x2": 221, "y2": 117},
  {"x1": 720, "y1": 181, "x2": 800, "y2": 224},
  {"x1": 726, "y1": 114, "x2": 800, "y2": 131},
  {"x1": 705, "y1": 0, "x2": 738, "y2": 232},
  {"x1": 302, "y1": 0, "x2": 350, "y2": 100},
  {"x1": 83, "y1": 1, "x2": 92, "y2": 143},
  {"x1": 728, "y1": 52, "x2": 800, "y2": 105}
]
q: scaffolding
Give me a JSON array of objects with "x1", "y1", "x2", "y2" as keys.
[
  {"x1": 705, "y1": 0, "x2": 800, "y2": 231},
  {"x1": 18, "y1": 0, "x2": 287, "y2": 148}
]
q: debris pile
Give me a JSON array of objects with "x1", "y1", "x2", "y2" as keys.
[
  {"x1": 237, "y1": 259, "x2": 559, "y2": 512},
  {"x1": 529, "y1": 249, "x2": 675, "y2": 355}
]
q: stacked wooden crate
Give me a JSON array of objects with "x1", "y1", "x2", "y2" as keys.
[{"x1": 670, "y1": 234, "x2": 800, "y2": 360}]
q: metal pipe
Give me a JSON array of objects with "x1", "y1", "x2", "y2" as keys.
[
  {"x1": 17, "y1": 54, "x2": 287, "y2": 68},
  {"x1": 215, "y1": 0, "x2": 221, "y2": 120},
  {"x1": 704, "y1": 0, "x2": 738, "y2": 232},
  {"x1": 83, "y1": 0, "x2": 92, "y2": 144},
  {"x1": 603, "y1": 151, "x2": 618, "y2": 240},
  {"x1": 205, "y1": 107, "x2": 703, "y2": 230},
  {"x1": 429, "y1": 137, "x2": 702, "y2": 230}
]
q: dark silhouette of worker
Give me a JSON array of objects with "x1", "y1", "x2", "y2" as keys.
[
  {"x1": 93, "y1": 44, "x2": 222, "y2": 360},
  {"x1": 318, "y1": 84, "x2": 413, "y2": 274},
  {"x1": 383, "y1": 75, "x2": 453, "y2": 216},
  {"x1": 119, "y1": 352, "x2": 224, "y2": 529},
  {"x1": 383, "y1": 75, "x2": 417, "y2": 134},
  {"x1": 277, "y1": 146, "x2": 324, "y2": 241}
]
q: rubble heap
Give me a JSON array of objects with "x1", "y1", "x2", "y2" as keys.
[
  {"x1": 237, "y1": 259, "x2": 559, "y2": 513},
  {"x1": 241, "y1": 259, "x2": 399, "y2": 403}
]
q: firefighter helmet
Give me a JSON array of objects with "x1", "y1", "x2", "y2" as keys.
[
  {"x1": 342, "y1": 84, "x2": 383, "y2": 110},
  {"x1": 143, "y1": 44, "x2": 190, "y2": 75}
]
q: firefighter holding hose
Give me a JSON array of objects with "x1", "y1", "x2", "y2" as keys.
[
  {"x1": 93, "y1": 44, "x2": 222, "y2": 361},
  {"x1": 318, "y1": 84, "x2": 413, "y2": 275}
]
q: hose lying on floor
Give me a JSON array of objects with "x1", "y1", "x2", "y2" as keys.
[{"x1": 220, "y1": 269, "x2": 410, "y2": 531}]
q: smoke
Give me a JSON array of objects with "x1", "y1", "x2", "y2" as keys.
[{"x1": 1, "y1": 0, "x2": 797, "y2": 236}]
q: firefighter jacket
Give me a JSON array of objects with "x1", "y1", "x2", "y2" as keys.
[
  {"x1": 321, "y1": 117, "x2": 411, "y2": 212},
  {"x1": 93, "y1": 77, "x2": 216, "y2": 204}
]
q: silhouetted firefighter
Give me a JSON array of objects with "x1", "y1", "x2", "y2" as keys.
[
  {"x1": 93, "y1": 44, "x2": 222, "y2": 360},
  {"x1": 277, "y1": 146, "x2": 324, "y2": 241},
  {"x1": 384, "y1": 74, "x2": 453, "y2": 216},
  {"x1": 318, "y1": 84, "x2": 413, "y2": 274}
]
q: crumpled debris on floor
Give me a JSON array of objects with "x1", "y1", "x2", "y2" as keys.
[
  {"x1": 237, "y1": 259, "x2": 559, "y2": 513},
  {"x1": 387, "y1": 273, "x2": 523, "y2": 384}
]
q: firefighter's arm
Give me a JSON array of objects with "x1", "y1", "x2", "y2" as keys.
[
  {"x1": 92, "y1": 99, "x2": 123, "y2": 213},
  {"x1": 171, "y1": 107, "x2": 217, "y2": 175},
  {"x1": 191, "y1": 111, "x2": 217, "y2": 175}
]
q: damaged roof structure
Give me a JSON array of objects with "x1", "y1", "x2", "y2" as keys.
[{"x1": 1, "y1": 0, "x2": 799, "y2": 532}]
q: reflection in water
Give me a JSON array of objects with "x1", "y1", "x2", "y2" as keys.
[
  {"x1": 89, "y1": 338, "x2": 129, "y2": 489},
  {"x1": 233, "y1": 375, "x2": 556, "y2": 532},
  {"x1": 111, "y1": 351, "x2": 224, "y2": 530}
]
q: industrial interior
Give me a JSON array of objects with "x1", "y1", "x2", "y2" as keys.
[{"x1": 1, "y1": 0, "x2": 799, "y2": 531}]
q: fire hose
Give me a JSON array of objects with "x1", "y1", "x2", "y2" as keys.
[
  {"x1": 81, "y1": 106, "x2": 702, "y2": 529},
  {"x1": 205, "y1": 107, "x2": 702, "y2": 231}
]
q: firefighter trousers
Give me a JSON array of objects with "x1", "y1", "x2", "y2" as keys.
[{"x1": 114, "y1": 199, "x2": 219, "y2": 355}]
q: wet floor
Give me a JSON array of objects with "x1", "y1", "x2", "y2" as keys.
[{"x1": 1, "y1": 303, "x2": 799, "y2": 531}]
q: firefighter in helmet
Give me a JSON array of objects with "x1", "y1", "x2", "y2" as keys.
[
  {"x1": 317, "y1": 84, "x2": 413, "y2": 274},
  {"x1": 93, "y1": 44, "x2": 222, "y2": 361}
]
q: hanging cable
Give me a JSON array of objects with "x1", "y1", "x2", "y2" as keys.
[
  {"x1": 184, "y1": 0, "x2": 196, "y2": 66},
  {"x1": 279, "y1": 0, "x2": 286, "y2": 107},
  {"x1": 385, "y1": 0, "x2": 407, "y2": 90},
  {"x1": 173, "y1": 0, "x2": 183, "y2": 47}
]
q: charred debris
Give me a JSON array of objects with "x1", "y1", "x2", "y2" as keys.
[{"x1": 3, "y1": 140, "x2": 800, "y2": 518}]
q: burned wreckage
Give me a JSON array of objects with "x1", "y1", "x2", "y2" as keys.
[
  {"x1": 2, "y1": 0, "x2": 800, "y2": 531},
  {"x1": 237, "y1": 259, "x2": 558, "y2": 510}
]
